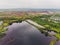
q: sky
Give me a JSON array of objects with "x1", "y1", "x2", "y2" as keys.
[{"x1": 0, "y1": 0, "x2": 60, "y2": 9}]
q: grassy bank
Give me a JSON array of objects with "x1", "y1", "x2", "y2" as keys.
[
  {"x1": 30, "y1": 15, "x2": 60, "y2": 40},
  {"x1": 49, "y1": 40, "x2": 57, "y2": 45}
]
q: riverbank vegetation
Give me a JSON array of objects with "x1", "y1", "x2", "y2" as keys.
[
  {"x1": 0, "y1": 15, "x2": 24, "y2": 38},
  {"x1": 30, "y1": 14, "x2": 60, "y2": 40},
  {"x1": 0, "y1": 13, "x2": 60, "y2": 45},
  {"x1": 49, "y1": 40, "x2": 57, "y2": 45}
]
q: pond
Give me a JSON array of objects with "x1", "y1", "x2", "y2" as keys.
[{"x1": 0, "y1": 21, "x2": 57, "y2": 45}]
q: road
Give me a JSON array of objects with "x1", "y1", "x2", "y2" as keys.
[
  {"x1": 0, "y1": 21, "x2": 53, "y2": 45},
  {"x1": 26, "y1": 20, "x2": 45, "y2": 28}
]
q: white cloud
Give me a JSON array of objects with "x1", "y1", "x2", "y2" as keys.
[{"x1": 0, "y1": 0, "x2": 60, "y2": 9}]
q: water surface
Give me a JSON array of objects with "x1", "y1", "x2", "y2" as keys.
[{"x1": 0, "y1": 21, "x2": 56, "y2": 45}]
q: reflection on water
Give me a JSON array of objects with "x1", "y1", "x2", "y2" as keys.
[
  {"x1": 0, "y1": 21, "x2": 56, "y2": 45},
  {"x1": 55, "y1": 40, "x2": 60, "y2": 45}
]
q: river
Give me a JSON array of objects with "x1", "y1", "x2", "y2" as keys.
[{"x1": 0, "y1": 21, "x2": 57, "y2": 45}]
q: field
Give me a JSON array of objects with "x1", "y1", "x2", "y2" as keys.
[{"x1": 30, "y1": 14, "x2": 60, "y2": 40}]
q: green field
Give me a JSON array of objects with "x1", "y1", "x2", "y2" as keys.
[{"x1": 31, "y1": 15, "x2": 60, "y2": 40}]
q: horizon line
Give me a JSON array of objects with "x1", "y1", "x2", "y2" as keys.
[{"x1": 0, "y1": 8, "x2": 60, "y2": 9}]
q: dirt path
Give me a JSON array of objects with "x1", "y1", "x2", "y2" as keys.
[{"x1": 26, "y1": 20, "x2": 45, "y2": 28}]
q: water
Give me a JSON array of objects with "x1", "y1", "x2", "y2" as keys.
[
  {"x1": 55, "y1": 40, "x2": 60, "y2": 45},
  {"x1": 0, "y1": 21, "x2": 56, "y2": 45}
]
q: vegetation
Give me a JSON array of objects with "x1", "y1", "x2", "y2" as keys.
[
  {"x1": 49, "y1": 40, "x2": 56, "y2": 45},
  {"x1": 30, "y1": 15, "x2": 60, "y2": 40},
  {"x1": 0, "y1": 13, "x2": 60, "y2": 45},
  {"x1": 54, "y1": 33, "x2": 60, "y2": 40},
  {"x1": 0, "y1": 15, "x2": 24, "y2": 38}
]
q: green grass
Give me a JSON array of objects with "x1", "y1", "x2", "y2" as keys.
[
  {"x1": 54, "y1": 34, "x2": 60, "y2": 40},
  {"x1": 0, "y1": 15, "x2": 26, "y2": 38},
  {"x1": 49, "y1": 40, "x2": 56, "y2": 45},
  {"x1": 31, "y1": 15, "x2": 60, "y2": 40},
  {"x1": 31, "y1": 15, "x2": 60, "y2": 32}
]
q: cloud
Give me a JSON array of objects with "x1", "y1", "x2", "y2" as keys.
[{"x1": 0, "y1": 0, "x2": 60, "y2": 9}]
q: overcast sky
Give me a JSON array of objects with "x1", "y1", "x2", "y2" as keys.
[{"x1": 0, "y1": 0, "x2": 60, "y2": 9}]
